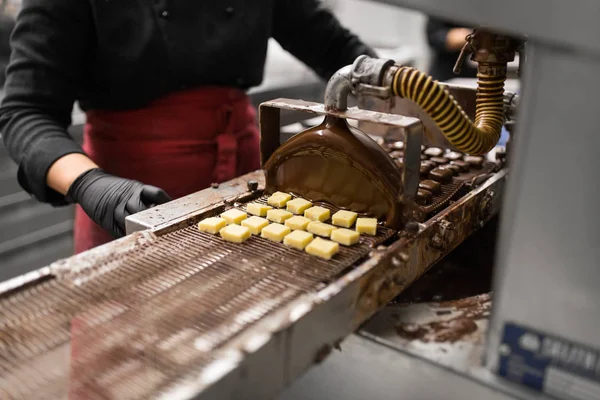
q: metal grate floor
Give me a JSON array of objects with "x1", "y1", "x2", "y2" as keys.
[{"x1": 0, "y1": 199, "x2": 395, "y2": 399}]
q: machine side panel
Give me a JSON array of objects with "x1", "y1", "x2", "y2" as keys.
[{"x1": 488, "y1": 42, "x2": 600, "y2": 389}]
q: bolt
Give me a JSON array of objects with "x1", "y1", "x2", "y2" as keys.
[
  {"x1": 432, "y1": 234, "x2": 443, "y2": 249},
  {"x1": 405, "y1": 221, "x2": 419, "y2": 234},
  {"x1": 398, "y1": 252, "x2": 409, "y2": 263},
  {"x1": 247, "y1": 180, "x2": 259, "y2": 192}
]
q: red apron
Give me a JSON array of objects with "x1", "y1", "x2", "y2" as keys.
[{"x1": 74, "y1": 87, "x2": 260, "y2": 254}]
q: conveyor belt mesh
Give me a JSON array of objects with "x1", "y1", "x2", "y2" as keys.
[{"x1": 0, "y1": 206, "x2": 395, "y2": 399}]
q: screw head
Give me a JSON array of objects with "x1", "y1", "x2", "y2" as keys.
[{"x1": 247, "y1": 180, "x2": 259, "y2": 192}]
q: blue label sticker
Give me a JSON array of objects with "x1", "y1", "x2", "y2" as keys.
[{"x1": 498, "y1": 322, "x2": 600, "y2": 400}]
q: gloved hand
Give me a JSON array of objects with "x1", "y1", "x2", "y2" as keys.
[{"x1": 67, "y1": 168, "x2": 171, "y2": 238}]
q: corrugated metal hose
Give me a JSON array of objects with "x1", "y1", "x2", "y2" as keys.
[{"x1": 391, "y1": 66, "x2": 506, "y2": 155}]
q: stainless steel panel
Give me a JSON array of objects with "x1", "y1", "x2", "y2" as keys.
[
  {"x1": 279, "y1": 333, "x2": 534, "y2": 400},
  {"x1": 367, "y1": 0, "x2": 600, "y2": 55},
  {"x1": 487, "y1": 41, "x2": 600, "y2": 370}
]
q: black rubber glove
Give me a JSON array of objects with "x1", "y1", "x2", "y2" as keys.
[{"x1": 67, "y1": 168, "x2": 171, "y2": 238}]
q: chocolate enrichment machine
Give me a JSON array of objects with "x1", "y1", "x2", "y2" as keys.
[{"x1": 3, "y1": 0, "x2": 600, "y2": 399}]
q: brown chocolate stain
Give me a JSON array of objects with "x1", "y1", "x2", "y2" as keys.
[
  {"x1": 428, "y1": 318, "x2": 478, "y2": 342},
  {"x1": 391, "y1": 218, "x2": 499, "y2": 343},
  {"x1": 394, "y1": 295, "x2": 491, "y2": 344},
  {"x1": 263, "y1": 116, "x2": 403, "y2": 229}
]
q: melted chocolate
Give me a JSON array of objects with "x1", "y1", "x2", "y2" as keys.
[
  {"x1": 419, "y1": 180, "x2": 441, "y2": 195},
  {"x1": 263, "y1": 116, "x2": 403, "y2": 228},
  {"x1": 429, "y1": 167, "x2": 453, "y2": 183}
]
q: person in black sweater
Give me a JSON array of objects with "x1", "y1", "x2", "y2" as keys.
[
  {"x1": 426, "y1": 17, "x2": 476, "y2": 82},
  {"x1": 0, "y1": 0, "x2": 376, "y2": 253},
  {"x1": 0, "y1": 6, "x2": 15, "y2": 86}
]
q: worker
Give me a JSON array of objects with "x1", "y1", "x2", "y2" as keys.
[
  {"x1": 0, "y1": 1, "x2": 15, "y2": 86},
  {"x1": 426, "y1": 17, "x2": 476, "y2": 82},
  {"x1": 0, "y1": 1, "x2": 376, "y2": 254}
]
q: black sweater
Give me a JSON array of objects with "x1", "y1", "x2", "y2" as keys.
[
  {"x1": 0, "y1": 0, "x2": 375, "y2": 205},
  {"x1": 0, "y1": 13, "x2": 15, "y2": 86}
]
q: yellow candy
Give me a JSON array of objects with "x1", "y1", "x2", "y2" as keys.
[
  {"x1": 241, "y1": 216, "x2": 270, "y2": 235},
  {"x1": 267, "y1": 209, "x2": 293, "y2": 223},
  {"x1": 247, "y1": 203, "x2": 272, "y2": 217},
  {"x1": 304, "y1": 206, "x2": 330, "y2": 222},
  {"x1": 286, "y1": 198, "x2": 313, "y2": 214},
  {"x1": 261, "y1": 223, "x2": 291, "y2": 243},
  {"x1": 285, "y1": 216, "x2": 311, "y2": 231},
  {"x1": 356, "y1": 218, "x2": 377, "y2": 236},
  {"x1": 198, "y1": 217, "x2": 227, "y2": 234},
  {"x1": 219, "y1": 224, "x2": 251, "y2": 243},
  {"x1": 307, "y1": 221, "x2": 337, "y2": 238},
  {"x1": 305, "y1": 237, "x2": 339, "y2": 260},
  {"x1": 221, "y1": 209, "x2": 248, "y2": 225},
  {"x1": 267, "y1": 192, "x2": 292, "y2": 208},
  {"x1": 332, "y1": 210, "x2": 358, "y2": 228},
  {"x1": 283, "y1": 230, "x2": 314, "y2": 250},
  {"x1": 331, "y1": 228, "x2": 360, "y2": 246}
]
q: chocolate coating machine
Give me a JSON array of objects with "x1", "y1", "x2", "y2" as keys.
[
  {"x1": 0, "y1": 63, "x2": 513, "y2": 398},
  {"x1": 3, "y1": 0, "x2": 597, "y2": 397}
]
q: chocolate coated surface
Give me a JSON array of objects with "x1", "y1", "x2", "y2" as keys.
[
  {"x1": 445, "y1": 152, "x2": 463, "y2": 161},
  {"x1": 416, "y1": 189, "x2": 433, "y2": 206},
  {"x1": 450, "y1": 160, "x2": 470, "y2": 172},
  {"x1": 419, "y1": 180, "x2": 441, "y2": 195},
  {"x1": 264, "y1": 116, "x2": 403, "y2": 228},
  {"x1": 444, "y1": 164, "x2": 461, "y2": 175},
  {"x1": 429, "y1": 167, "x2": 453, "y2": 183},
  {"x1": 464, "y1": 155, "x2": 484, "y2": 168},
  {"x1": 420, "y1": 162, "x2": 434, "y2": 177},
  {"x1": 424, "y1": 147, "x2": 444, "y2": 157},
  {"x1": 391, "y1": 141, "x2": 404, "y2": 150},
  {"x1": 429, "y1": 157, "x2": 448, "y2": 165}
]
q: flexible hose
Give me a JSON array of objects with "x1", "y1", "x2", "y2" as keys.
[{"x1": 391, "y1": 65, "x2": 506, "y2": 155}]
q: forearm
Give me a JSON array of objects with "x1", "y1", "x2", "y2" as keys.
[{"x1": 47, "y1": 153, "x2": 98, "y2": 195}]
